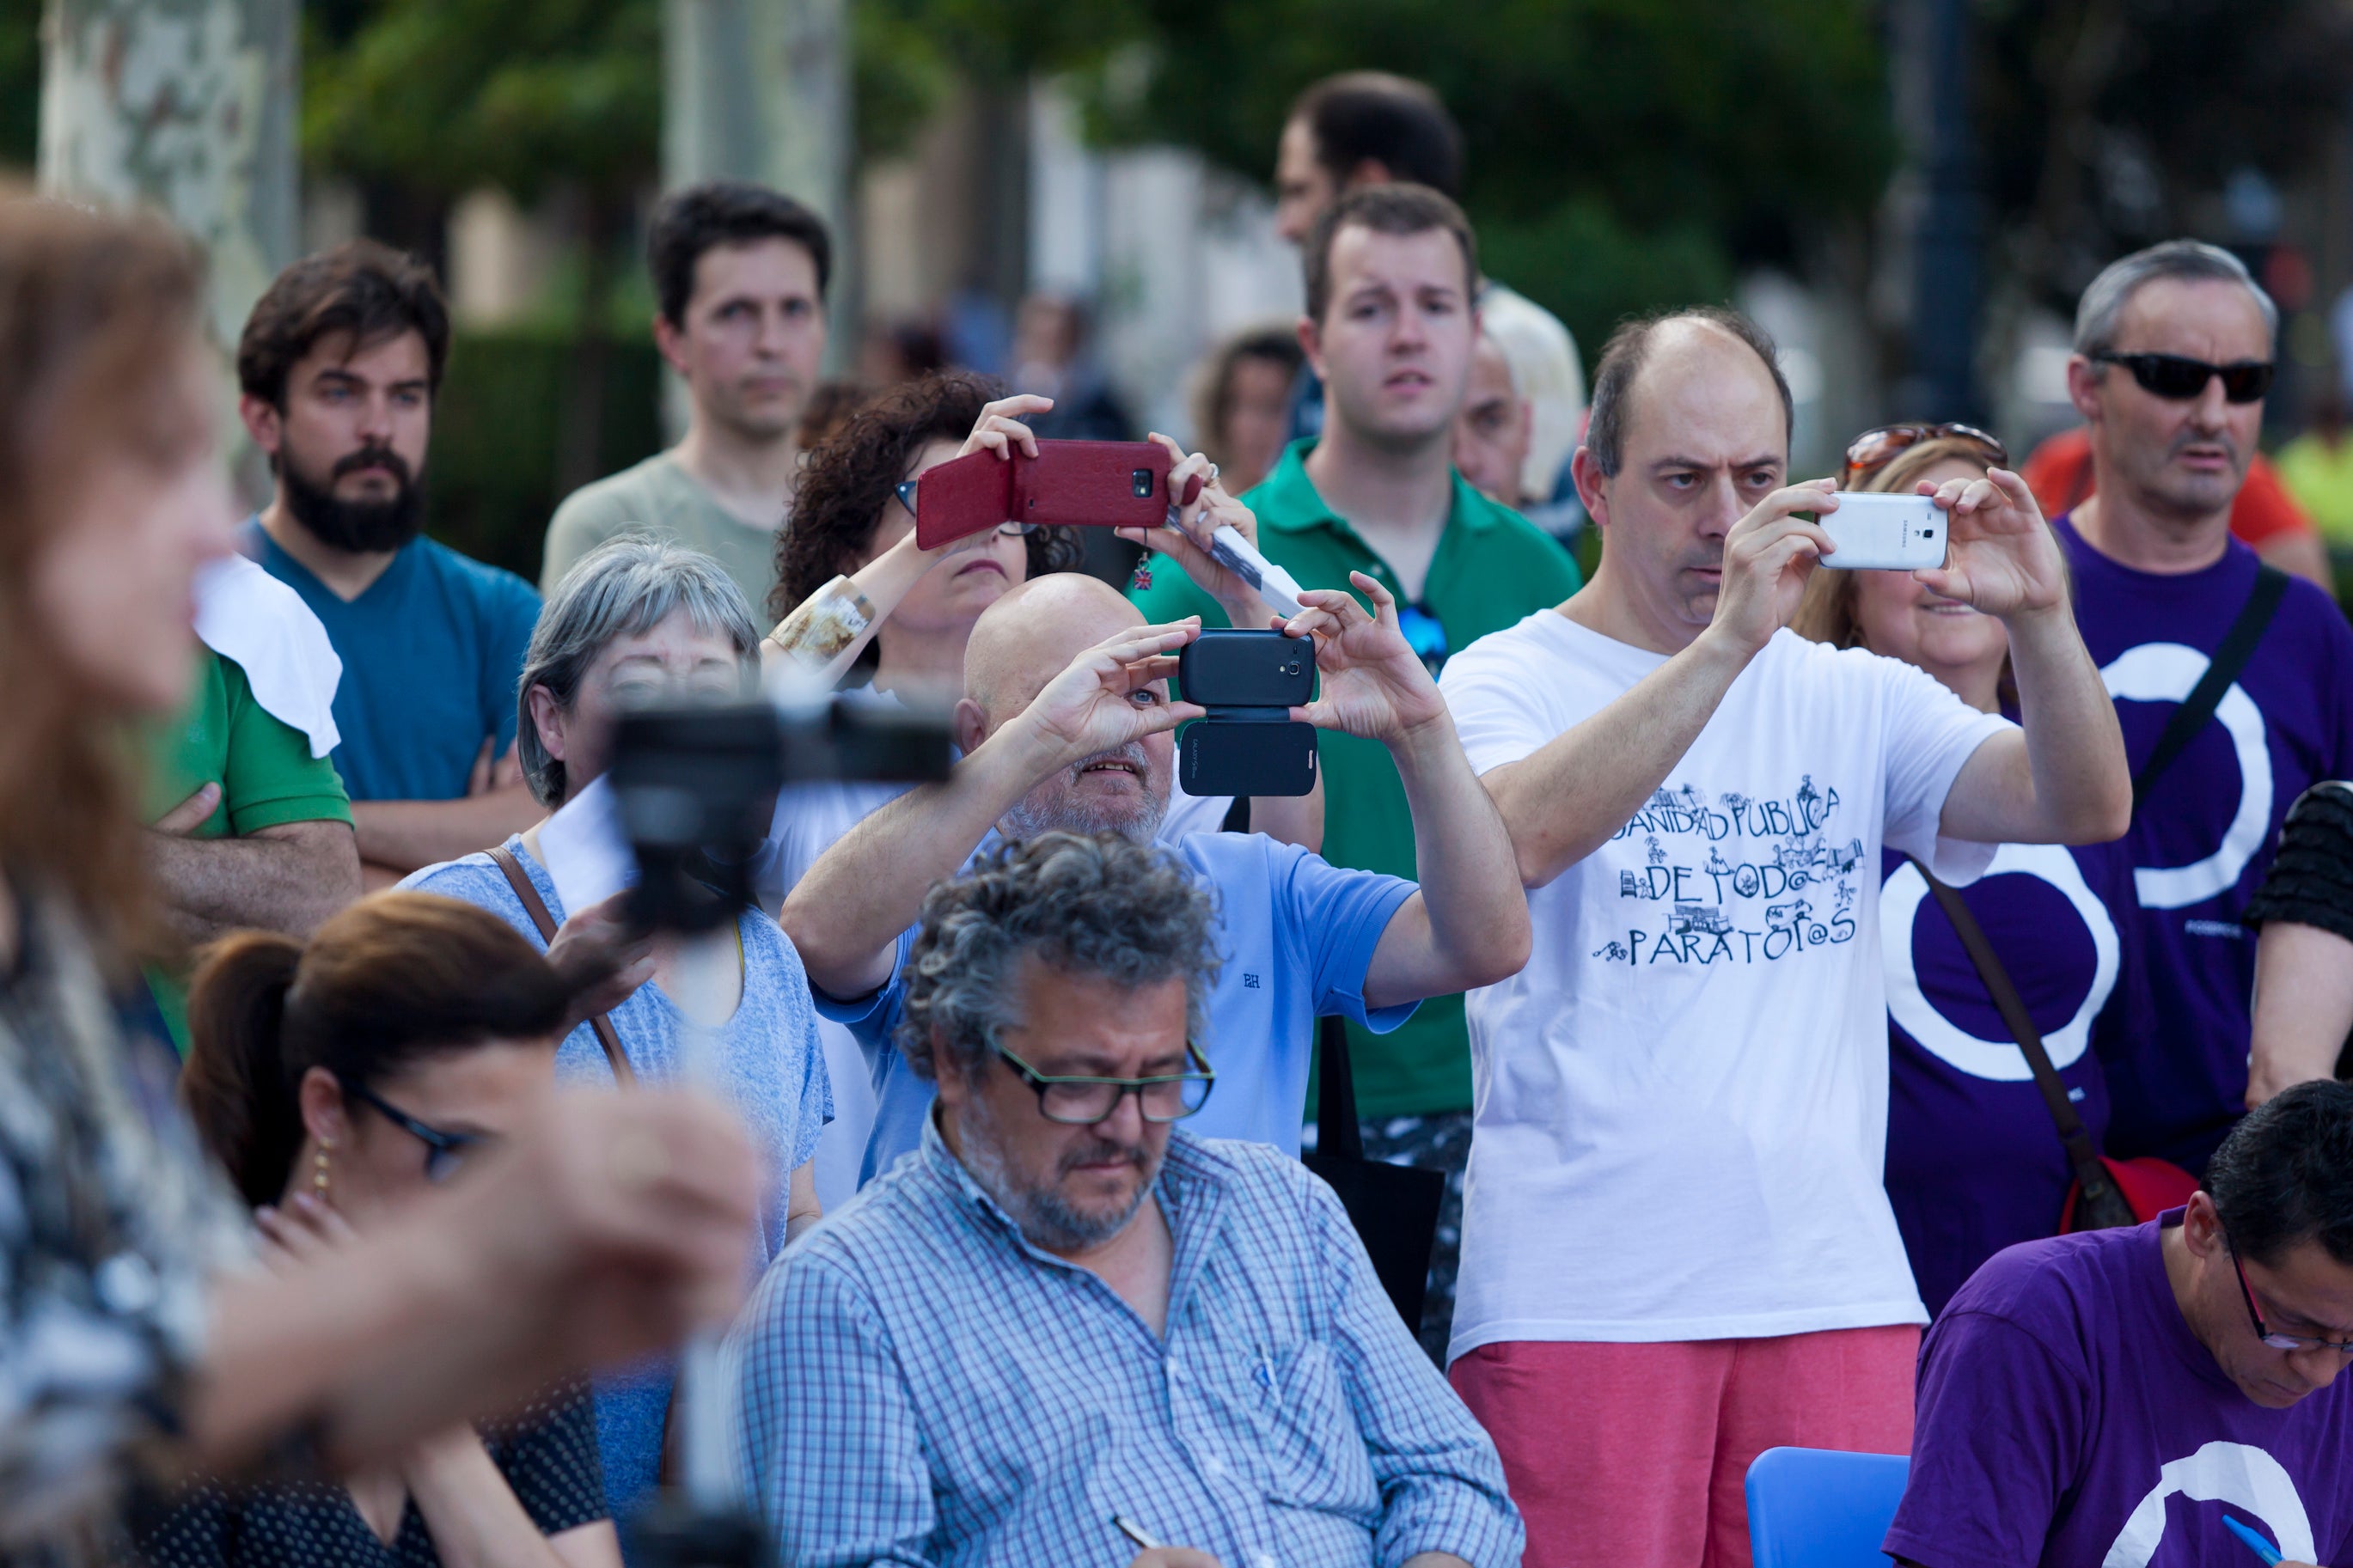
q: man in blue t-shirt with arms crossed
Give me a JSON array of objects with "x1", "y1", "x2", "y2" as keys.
[{"x1": 235, "y1": 241, "x2": 543, "y2": 889}]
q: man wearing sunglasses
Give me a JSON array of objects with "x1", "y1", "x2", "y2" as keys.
[
  {"x1": 1889, "y1": 1081, "x2": 2353, "y2": 1568},
  {"x1": 734, "y1": 833, "x2": 1521, "y2": 1568},
  {"x1": 2052, "y1": 240, "x2": 2353, "y2": 1178}
]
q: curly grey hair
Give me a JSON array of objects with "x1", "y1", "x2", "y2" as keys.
[
  {"x1": 2075, "y1": 239, "x2": 2277, "y2": 358},
  {"x1": 896, "y1": 833, "x2": 1221, "y2": 1086},
  {"x1": 515, "y1": 535, "x2": 760, "y2": 807}
]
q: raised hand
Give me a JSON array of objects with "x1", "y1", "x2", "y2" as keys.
[
  {"x1": 1707, "y1": 478, "x2": 1837, "y2": 655},
  {"x1": 1914, "y1": 466, "x2": 2066, "y2": 619},
  {"x1": 1007, "y1": 619, "x2": 1207, "y2": 772},
  {"x1": 1114, "y1": 434, "x2": 1274, "y2": 624},
  {"x1": 543, "y1": 888, "x2": 655, "y2": 1028},
  {"x1": 956, "y1": 393, "x2": 1054, "y2": 463},
  {"x1": 1285, "y1": 572, "x2": 1447, "y2": 745}
]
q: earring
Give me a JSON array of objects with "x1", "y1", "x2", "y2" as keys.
[{"x1": 313, "y1": 1140, "x2": 333, "y2": 1202}]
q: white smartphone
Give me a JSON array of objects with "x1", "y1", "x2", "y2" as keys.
[{"x1": 1817, "y1": 491, "x2": 1949, "y2": 570}]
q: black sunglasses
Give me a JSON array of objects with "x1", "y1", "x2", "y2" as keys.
[
  {"x1": 340, "y1": 1080, "x2": 492, "y2": 1183},
  {"x1": 2092, "y1": 350, "x2": 2274, "y2": 405}
]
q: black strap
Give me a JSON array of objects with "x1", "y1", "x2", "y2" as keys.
[
  {"x1": 2131, "y1": 565, "x2": 2289, "y2": 811},
  {"x1": 1317, "y1": 1015, "x2": 1365, "y2": 1161},
  {"x1": 1916, "y1": 863, "x2": 2137, "y2": 1230},
  {"x1": 1219, "y1": 794, "x2": 1252, "y2": 834}
]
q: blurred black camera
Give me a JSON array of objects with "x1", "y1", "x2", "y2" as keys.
[{"x1": 608, "y1": 696, "x2": 953, "y2": 937}]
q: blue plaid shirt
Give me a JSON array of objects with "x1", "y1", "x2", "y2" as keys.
[{"x1": 729, "y1": 1120, "x2": 1521, "y2": 1568}]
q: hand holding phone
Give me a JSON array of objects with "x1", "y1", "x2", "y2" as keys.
[{"x1": 1117, "y1": 436, "x2": 1308, "y2": 622}]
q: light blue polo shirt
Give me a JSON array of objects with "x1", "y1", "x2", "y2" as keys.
[{"x1": 822, "y1": 830, "x2": 1420, "y2": 1185}]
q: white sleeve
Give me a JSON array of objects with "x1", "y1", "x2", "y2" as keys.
[
  {"x1": 1875, "y1": 652, "x2": 2016, "y2": 884},
  {"x1": 1440, "y1": 634, "x2": 1566, "y2": 777}
]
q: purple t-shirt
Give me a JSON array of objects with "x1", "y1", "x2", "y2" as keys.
[
  {"x1": 1880, "y1": 839, "x2": 2148, "y2": 1316},
  {"x1": 2057, "y1": 517, "x2": 2353, "y2": 1169},
  {"x1": 1887, "y1": 1213, "x2": 2353, "y2": 1568}
]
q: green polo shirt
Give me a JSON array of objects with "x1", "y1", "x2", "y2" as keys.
[
  {"x1": 1130, "y1": 439, "x2": 1580, "y2": 1118},
  {"x1": 140, "y1": 648, "x2": 354, "y2": 1052}
]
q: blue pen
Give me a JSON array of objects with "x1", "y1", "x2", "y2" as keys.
[{"x1": 2223, "y1": 1514, "x2": 2283, "y2": 1566}]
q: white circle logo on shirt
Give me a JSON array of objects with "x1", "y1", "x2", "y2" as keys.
[
  {"x1": 2101, "y1": 642, "x2": 2272, "y2": 910},
  {"x1": 1880, "y1": 843, "x2": 2118, "y2": 1080},
  {"x1": 2102, "y1": 1440, "x2": 2314, "y2": 1568}
]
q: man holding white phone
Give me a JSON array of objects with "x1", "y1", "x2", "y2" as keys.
[{"x1": 1431, "y1": 306, "x2": 2132, "y2": 1568}]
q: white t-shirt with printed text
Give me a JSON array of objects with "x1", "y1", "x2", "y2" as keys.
[{"x1": 1439, "y1": 613, "x2": 2015, "y2": 1357}]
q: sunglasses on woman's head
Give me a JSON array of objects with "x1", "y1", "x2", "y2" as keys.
[
  {"x1": 2092, "y1": 351, "x2": 2274, "y2": 405},
  {"x1": 1843, "y1": 423, "x2": 2009, "y2": 484}
]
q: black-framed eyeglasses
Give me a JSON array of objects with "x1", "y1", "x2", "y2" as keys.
[
  {"x1": 2093, "y1": 350, "x2": 2274, "y2": 405},
  {"x1": 893, "y1": 479, "x2": 1038, "y2": 538},
  {"x1": 993, "y1": 1041, "x2": 1216, "y2": 1126},
  {"x1": 2231, "y1": 1247, "x2": 2353, "y2": 1355},
  {"x1": 340, "y1": 1079, "x2": 493, "y2": 1183}
]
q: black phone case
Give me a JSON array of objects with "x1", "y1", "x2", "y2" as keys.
[
  {"x1": 1177, "y1": 630, "x2": 1317, "y2": 708},
  {"x1": 1181, "y1": 720, "x2": 1318, "y2": 797}
]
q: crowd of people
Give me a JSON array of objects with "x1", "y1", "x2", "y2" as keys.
[{"x1": 1, "y1": 64, "x2": 2351, "y2": 1568}]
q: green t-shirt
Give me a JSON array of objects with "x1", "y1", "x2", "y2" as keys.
[
  {"x1": 141, "y1": 649, "x2": 354, "y2": 1052},
  {"x1": 542, "y1": 451, "x2": 782, "y2": 616},
  {"x1": 1129, "y1": 438, "x2": 1582, "y2": 1117},
  {"x1": 2274, "y1": 431, "x2": 2353, "y2": 548}
]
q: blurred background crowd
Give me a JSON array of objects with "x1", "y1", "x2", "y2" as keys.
[{"x1": 16, "y1": 0, "x2": 2353, "y2": 600}]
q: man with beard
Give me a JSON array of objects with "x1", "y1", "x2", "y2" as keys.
[
  {"x1": 780, "y1": 569, "x2": 1527, "y2": 1190},
  {"x1": 235, "y1": 241, "x2": 544, "y2": 888},
  {"x1": 2044, "y1": 241, "x2": 2353, "y2": 1175},
  {"x1": 734, "y1": 830, "x2": 1523, "y2": 1568}
]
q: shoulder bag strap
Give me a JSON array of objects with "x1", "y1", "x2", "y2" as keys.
[
  {"x1": 2131, "y1": 564, "x2": 2290, "y2": 811},
  {"x1": 486, "y1": 845, "x2": 634, "y2": 1085},
  {"x1": 1316, "y1": 1015, "x2": 1366, "y2": 1162},
  {"x1": 1914, "y1": 861, "x2": 2136, "y2": 1230}
]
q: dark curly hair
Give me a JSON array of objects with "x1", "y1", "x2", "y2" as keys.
[
  {"x1": 895, "y1": 833, "x2": 1219, "y2": 1087},
  {"x1": 772, "y1": 371, "x2": 1081, "y2": 673}
]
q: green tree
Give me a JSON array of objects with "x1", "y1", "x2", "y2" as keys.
[
  {"x1": 304, "y1": 0, "x2": 662, "y2": 489},
  {"x1": 1, "y1": 0, "x2": 44, "y2": 168}
]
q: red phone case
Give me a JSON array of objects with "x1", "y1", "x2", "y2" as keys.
[{"x1": 915, "y1": 441, "x2": 1204, "y2": 549}]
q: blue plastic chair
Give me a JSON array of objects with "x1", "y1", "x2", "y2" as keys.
[{"x1": 1745, "y1": 1446, "x2": 1912, "y2": 1568}]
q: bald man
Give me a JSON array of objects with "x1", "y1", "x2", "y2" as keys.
[
  {"x1": 1429, "y1": 306, "x2": 2130, "y2": 1568},
  {"x1": 782, "y1": 568, "x2": 1529, "y2": 1187}
]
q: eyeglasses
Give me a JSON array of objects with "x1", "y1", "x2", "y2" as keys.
[
  {"x1": 1843, "y1": 423, "x2": 2009, "y2": 484},
  {"x1": 892, "y1": 479, "x2": 1038, "y2": 537},
  {"x1": 340, "y1": 1080, "x2": 493, "y2": 1183},
  {"x1": 2232, "y1": 1248, "x2": 2353, "y2": 1355},
  {"x1": 2092, "y1": 351, "x2": 2274, "y2": 405},
  {"x1": 994, "y1": 1040, "x2": 1217, "y2": 1126}
]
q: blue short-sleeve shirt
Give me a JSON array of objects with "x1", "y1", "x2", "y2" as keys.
[
  {"x1": 241, "y1": 518, "x2": 541, "y2": 802},
  {"x1": 823, "y1": 831, "x2": 1419, "y2": 1185}
]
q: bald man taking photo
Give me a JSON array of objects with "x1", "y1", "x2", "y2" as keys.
[{"x1": 782, "y1": 476, "x2": 1529, "y2": 1198}]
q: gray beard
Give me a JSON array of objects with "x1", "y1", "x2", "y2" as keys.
[
  {"x1": 998, "y1": 746, "x2": 1167, "y2": 846},
  {"x1": 956, "y1": 1092, "x2": 1158, "y2": 1253}
]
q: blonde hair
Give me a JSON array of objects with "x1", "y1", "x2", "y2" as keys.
[{"x1": 1789, "y1": 436, "x2": 1994, "y2": 650}]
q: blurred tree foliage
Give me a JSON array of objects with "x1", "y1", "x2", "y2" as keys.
[
  {"x1": 1, "y1": 0, "x2": 42, "y2": 168},
  {"x1": 1976, "y1": 0, "x2": 2353, "y2": 308}
]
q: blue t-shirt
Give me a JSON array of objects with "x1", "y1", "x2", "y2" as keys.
[
  {"x1": 822, "y1": 831, "x2": 1419, "y2": 1186},
  {"x1": 1879, "y1": 840, "x2": 2148, "y2": 1317},
  {"x1": 403, "y1": 839, "x2": 832, "y2": 1527},
  {"x1": 240, "y1": 518, "x2": 541, "y2": 802}
]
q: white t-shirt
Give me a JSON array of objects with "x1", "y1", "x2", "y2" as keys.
[{"x1": 1439, "y1": 613, "x2": 2014, "y2": 1356}]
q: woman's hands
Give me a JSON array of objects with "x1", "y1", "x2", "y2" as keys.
[{"x1": 1115, "y1": 434, "x2": 1279, "y2": 628}]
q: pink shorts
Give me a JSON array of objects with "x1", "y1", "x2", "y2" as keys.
[{"x1": 1449, "y1": 1326, "x2": 1919, "y2": 1568}]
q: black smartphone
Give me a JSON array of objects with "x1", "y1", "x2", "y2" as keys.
[{"x1": 1176, "y1": 630, "x2": 1317, "y2": 797}]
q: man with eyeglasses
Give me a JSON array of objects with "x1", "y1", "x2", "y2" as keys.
[
  {"x1": 780, "y1": 560, "x2": 1529, "y2": 1190},
  {"x1": 2052, "y1": 240, "x2": 2353, "y2": 1177},
  {"x1": 732, "y1": 831, "x2": 1522, "y2": 1568},
  {"x1": 1888, "y1": 1080, "x2": 2353, "y2": 1568}
]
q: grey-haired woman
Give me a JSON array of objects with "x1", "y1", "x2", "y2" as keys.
[{"x1": 404, "y1": 537, "x2": 830, "y2": 1523}]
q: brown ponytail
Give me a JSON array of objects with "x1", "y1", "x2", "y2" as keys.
[
  {"x1": 180, "y1": 932, "x2": 305, "y2": 1207},
  {"x1": 181, "y1": 893, "x2": 584, "y2": 1207}
]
